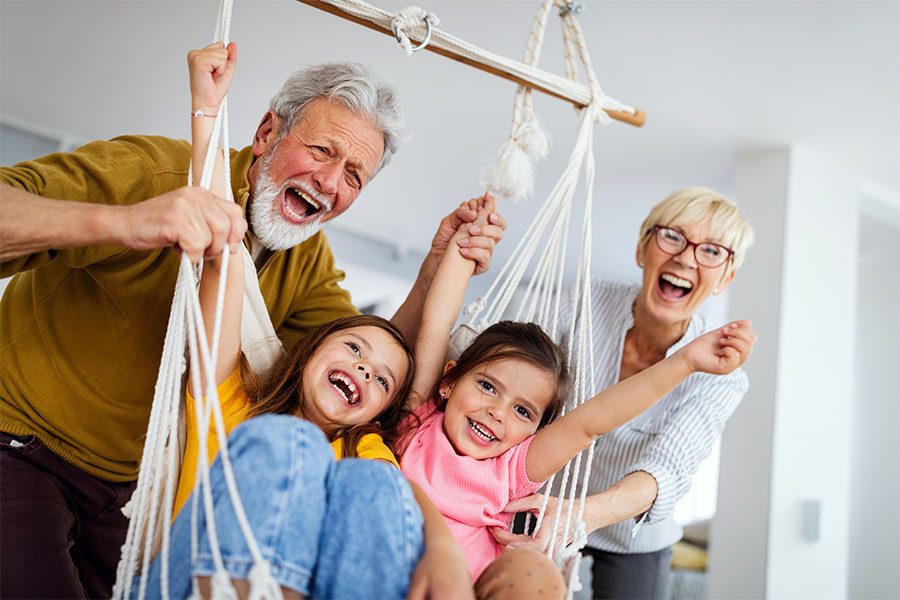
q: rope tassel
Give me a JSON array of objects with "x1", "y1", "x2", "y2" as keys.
[
  {"x1": 482, "y1": 137, "x2": 535, "y2": 202},
  {"x1": 247, "y1": 561, "x2": 284, "y2": 600}
]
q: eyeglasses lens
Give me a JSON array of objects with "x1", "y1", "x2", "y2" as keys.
[{"x1": 656, "y1": 228, "x2": 686, "y2": 254}]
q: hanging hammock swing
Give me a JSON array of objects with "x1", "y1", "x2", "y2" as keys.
[{"x1": 112, "y1": 1, "x2": 646, "y2": 598}]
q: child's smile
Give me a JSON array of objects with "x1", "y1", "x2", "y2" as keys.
[
  {"x1": 302, "y1": 326, "x2": 408, "y2": 435},
  {"x1": 442, "y1": 358, "x2": 555, "y2": 460}
]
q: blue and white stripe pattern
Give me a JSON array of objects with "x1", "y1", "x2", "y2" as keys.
[{"x1": 560, "y1": 280, "x2": 748, "y2": 553}]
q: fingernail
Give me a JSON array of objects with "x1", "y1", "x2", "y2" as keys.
[
  {"x1": 489, "y1": 213, "x2": 500, "y2": 224},
  {"x1": 469, "y1": 226, "x2": 481, "y2": 234},
  {"x1": 458, "y1": 238, "x2": 470, "y2": 247}
]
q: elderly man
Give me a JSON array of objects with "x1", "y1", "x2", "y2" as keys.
[{"x1": 0, "y1": 54, "x2": 504, "y2": 598}]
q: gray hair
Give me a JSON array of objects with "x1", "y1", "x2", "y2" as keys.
[{"x1": 269, "y1": 63, "x2": 406, "y2": 174}]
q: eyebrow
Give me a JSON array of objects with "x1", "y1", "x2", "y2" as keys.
[{"x1": 347, "y1": 332, "x2": 396, "y2": 384}]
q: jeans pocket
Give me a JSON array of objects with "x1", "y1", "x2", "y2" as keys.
[{"x1": 0, "y1": 433, "x2": 42, "y2": 455}]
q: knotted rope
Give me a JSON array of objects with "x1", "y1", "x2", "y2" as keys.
[
  {"x1": 443, "y1": 1, "x2": 614, "y2": 594},
  {"x1": 113, "y1": 1, "x2": 282, "y2": 598},
  {"x1": 391, "y1": 6, "x2": 438, "y2": 55}
]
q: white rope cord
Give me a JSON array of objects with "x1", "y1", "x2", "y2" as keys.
[
  {"x1": 421, "y1": 2, "x2": 623, "y2": 593},
  {"x1": 114, "y1": 1, "x2": 282, "y2": 598},
  {"x1": 485, "y1": 0, "x2": 554, "y2": 201}
]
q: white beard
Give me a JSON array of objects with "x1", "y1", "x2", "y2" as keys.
[{"x1": 249, "y1": 148, "x2": 326, "y2": 252}]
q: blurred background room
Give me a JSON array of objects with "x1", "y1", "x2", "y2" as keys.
[{"x1": 2, "y1": 1, "x2": 897, "y2": 597}]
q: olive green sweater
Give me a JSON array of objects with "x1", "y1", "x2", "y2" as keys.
[{"x1": 0, "y1": 135, "x2": 358, "y2": 481}]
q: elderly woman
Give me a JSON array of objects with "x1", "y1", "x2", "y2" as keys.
[{"x1": 494, "y1": 187, "x2": 755, "y2": 599}]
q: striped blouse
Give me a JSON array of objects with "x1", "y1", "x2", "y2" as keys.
[{"x1": 560, "y1": 280, "x2": 748, "y2": 553}]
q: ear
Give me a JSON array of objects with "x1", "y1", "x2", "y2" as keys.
[
  {"x1": 439, "y1": 360, "x2": 457, "y2": 397},
  {"x1": 635, "y1": 243, "x2": 645, "y2": 269},
  {"x1": 251, "y1": 111, "x2": 280, "y2": 158},
  {"x1": 715, "y1": 270, "x2": 736, "y2": 294}
]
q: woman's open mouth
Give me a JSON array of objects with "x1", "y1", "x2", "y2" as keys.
[{"x1": 658, "y1": 272, "x2": 693, "y2": 300}]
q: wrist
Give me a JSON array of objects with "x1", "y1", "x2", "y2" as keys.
[
  {"x1": 191, "y1": 106, "x2": 219, "y2": 118},
  {"x1": 86, "y1": 203, "x2": 124, "y2": 247},
  {"x1": 417, "y1": 251, "x2": 440, "y2": 285},
  {"x1": 673, "y1": 348, "x2": 696, "y2": 376}
]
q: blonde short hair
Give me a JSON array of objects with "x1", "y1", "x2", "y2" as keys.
[{"x1": 638, "y1": 187, "x2": 754, "y2": 273}]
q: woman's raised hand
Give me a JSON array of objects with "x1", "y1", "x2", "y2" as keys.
[
  {"x1": 187, "y1": 42, "x2": 237, "y2": 116},
  {"x1": 680, "y1": 319, "x2": 757, "y2": 375}
]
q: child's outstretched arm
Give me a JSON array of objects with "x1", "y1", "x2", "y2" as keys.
[
  {"x1": 185, "y1": 42, "x2": 244, "y2": 392},
  {"x1": 406, "y1": 193, "x2": 493, "y2": 410},
  {"x1": 526, "y1": 320, "x2": 757, "y2": 482}
]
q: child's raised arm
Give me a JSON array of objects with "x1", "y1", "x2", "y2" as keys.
[
  {"x1": 406, "y1": 193, "x2": 493, "y2": 410},
  {"x1": 526, "y1": 320, "x2": 757, "y2": 482},
  {"x1": 185, "y1": 42, "x2": 244, "y2": 392}
]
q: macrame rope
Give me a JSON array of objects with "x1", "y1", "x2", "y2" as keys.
[
  {"x1": 432, "y1": 2, "x2": 623, "y2": 594},
  {"x1": 114, "y1": 1, "x2": 282, "y2": 598}
]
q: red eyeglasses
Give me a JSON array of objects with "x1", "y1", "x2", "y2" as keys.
[{"x1": 651, "y1": 225, "x2": 734, "y2": 268}]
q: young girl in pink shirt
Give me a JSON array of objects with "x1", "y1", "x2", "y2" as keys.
[{"x1": 398, "y1": 195, "x2": 757, "y2": 581}]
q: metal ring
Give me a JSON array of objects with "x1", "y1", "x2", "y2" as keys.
[
  {"x1": 394, "y1": 17, "x2": 434, "y2": 53},
  {"x1": 558, "y1": 1, "x2": 583, "y2": 17}
]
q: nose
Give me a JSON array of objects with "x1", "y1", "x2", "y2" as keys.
[
  {"x1": 673, "y1": 244, "x2": 698, "y2": 269},
  {"x1": 355, "y1": 363, "x2": 371, "y2": 381},
  {"x1": 313, "y1": 160, "x2": 341, "y2": 197},
  {"x1": 486, "y1": 404, "x2": 503, "y2": 423}
]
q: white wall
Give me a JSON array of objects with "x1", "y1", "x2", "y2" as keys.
[
  {"x1": 848, "y1": 213, "x2": 900, "y2": 600},
  {"x1": 709, "y1": 146, "x2": 860, "y2": 598}
]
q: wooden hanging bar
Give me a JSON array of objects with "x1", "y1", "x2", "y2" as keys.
[{"x1": 296, "y1": 0, "x2": 647, "y2": 127}]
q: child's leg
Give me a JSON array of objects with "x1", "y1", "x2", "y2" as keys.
[
  {"x1": 139, "y1": 414, "x2": 334, "y2": 597},
  {"x1": 312, "y1": 458, "x2": 424, "y2": 598},
  {"x1": 474, "y1": 548, "x2": 566, "y2": 600}
]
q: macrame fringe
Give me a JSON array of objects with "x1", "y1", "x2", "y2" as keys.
[
  {"x1": 481, "y1": 138, "x2": 535, "y2": 202},
  {"x1": 247, "y1": 562, "x2": 284, "y2": 600},
  {"x1": 210, "y1": 570, "x2": 239, "y2": 600}
]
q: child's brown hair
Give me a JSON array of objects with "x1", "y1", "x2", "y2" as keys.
[
  {"x1": 435, "y1": 321, "x2": 569, "y2": 428},
  {"x1": 241, "y1": 315, "x2": 415, "y2": 457}
]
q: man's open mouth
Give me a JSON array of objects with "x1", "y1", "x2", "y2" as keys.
[
  {"x1": 329, "y1": 371, "x2": 360, "y2": 405},
  {"x1": 282, "y1": 185, "x2": 326, "y2": 224},
  {"x1": 658, "y1": 272, "x2": 693, "y2": 300}
]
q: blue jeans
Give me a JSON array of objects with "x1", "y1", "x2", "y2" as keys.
[{"x1": 138, "y1": 415, "x2": 423, "y2": 598}]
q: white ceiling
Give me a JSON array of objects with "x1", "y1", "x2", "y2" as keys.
[{"x1": 2, "y1": 0, "x2": 898, "y2": 296}]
